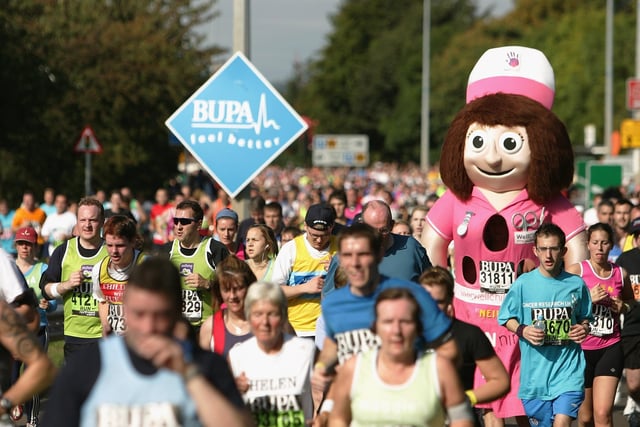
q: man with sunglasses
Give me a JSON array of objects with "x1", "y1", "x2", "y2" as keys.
[{"x1": 168, "y1": 200, "x2": 228, "y2": 331}]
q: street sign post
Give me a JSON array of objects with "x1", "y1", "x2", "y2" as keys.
[
  {"x1": 312, "y1": 134, "x2": 369, "y2": 167},
  {"x1": 165, "y1": 52, "x2": 308, "y2": 198},
  {"x1": 74, "y1": 126, "x2": 103, "y2": 196}
]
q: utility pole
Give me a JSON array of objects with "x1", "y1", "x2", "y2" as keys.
[
  {"x1": 420, "y1": 0, "x2": 431, "y2": 171},
  {"x1": 232, "y1": 0, "x2": 251, "y2": 217}
]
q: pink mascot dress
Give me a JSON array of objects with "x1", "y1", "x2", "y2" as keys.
[{"x1": 423, "y1": 46, "x2": 587, "y2": 419}]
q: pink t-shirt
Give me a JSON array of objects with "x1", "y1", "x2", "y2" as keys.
[
  {"x1": 427, "y1": 187, "x2": 585, "y2": 417},
  {"x1": 579, "y1": 260, "x2": 623, "y2": 350}
]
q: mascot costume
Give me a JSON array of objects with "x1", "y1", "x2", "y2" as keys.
[{"x1": 422, "y1": 46, "x2": 587, "y2": 420}]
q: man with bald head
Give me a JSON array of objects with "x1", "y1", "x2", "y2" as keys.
[{"x1": 323, "y1": 200, "x2": 431, "y2": 295}]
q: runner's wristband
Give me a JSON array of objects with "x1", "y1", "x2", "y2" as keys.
[
  {"x1": 515, "y1": 324, "x2": 526, "y2": 338},
  {"x1": 465, "y1": 390, "x2": 477, "y2": 407},
  {"x1": 183, "y1": 364, "x2": 200, "y2": 383},
  {"x1": 320, "y1": 399, "x2": 334, "y2": 413},
  {"x1": 50, "y1": 283, "x2": 61, "y2": 298}
]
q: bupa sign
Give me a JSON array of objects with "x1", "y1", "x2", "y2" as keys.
[{"x1": 165, "y1": 52, "x2": 308, "y2": 198}]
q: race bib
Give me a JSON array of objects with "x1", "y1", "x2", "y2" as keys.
[
  {"x1": 71, "y1": 268, "x2": 98, "y2": 317},
  {"x1": 479, "y1": 261, "x2": 515, "y2": 294},
  {"x1": 532, "y1": 307, "x2": 573, "y2": 346},
  {"x1": 253, "y1": 409, "x2": 305, "y2": 427},
  {"x1": 182, "y1": 289, "x2": 202, "y2": 322},
  {"x1": 590, "y1": 304, "x2": 615, "y2": 337},
  {"x1": 108, "y1": 304, "x2": 126, "y2": 335}
]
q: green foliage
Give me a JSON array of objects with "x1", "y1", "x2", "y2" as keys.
[
  {"x1": 287, "y1": 0, "x2": 637, "y2": 165},
  {"x1": 0, "y1": 0, "x2": 223, "y2": 204}
]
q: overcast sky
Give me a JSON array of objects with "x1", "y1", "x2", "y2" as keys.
[{"x1": 201, "y1": 0, "x2": 513, "y2": 84}]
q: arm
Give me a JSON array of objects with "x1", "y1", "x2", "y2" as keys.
[
  {"x1": 280, "y1": 276, "x2": 324, "y2": 299},
  {"x1": 326, "y1": 356, "x2": 355, "y2": 427},
  {"x1": 199, "y1": 316, "x2": 213, "y2": 351},
  {"x1": 504, "y1": 318, "x2": 544, "y2": 347},
  {"x1": 92, "y1": 265, "x2": 111, "y2": 336},
  {"x1": 0, "y1": 301, "x2": 56, "y2": 408},
  {"x1": 420, "y1": 224, "x2": 449, "y2": 267},
  {"x1": 184, "y1": 369, "x2": 253, "y2": 427},
  {"x1": 135, "y1": 335, "x2": 252, "y2": 427},
  {"x1": 564, "y1": 231, "x2": 588, "y2": 266},
  {"x1": 98, "y1": 302, "x2": 111, "y2": 336},
  {"x1": 311, "y1": 337, "x2": 338, "y2": 394},
  {"x1": 39, "y1": 244, "x2": 64, "y2": 300},
  {"x1": 472, "y1": 355, "x2": 510, "y2": 404},
  {"x1": 42, "y1": 252, "x2": 85, "y2": 301},
  {"x1": 621, "y1": 267, "x2": 636, "y2": 304},
  {"x1": 436, "y1": 355, "x2": 473, "y2": 427},
  {"x1": 11, "y1": 290, "x2": 39, "y2": 333}
]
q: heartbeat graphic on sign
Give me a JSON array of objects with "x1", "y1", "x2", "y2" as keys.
[{"x1": 192, "y1": 94, "x2": 279, "y2": 135}]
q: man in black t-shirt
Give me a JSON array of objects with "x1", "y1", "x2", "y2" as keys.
[{"x1": 614, "y1": 217, "x2": 640, "y2": 425}]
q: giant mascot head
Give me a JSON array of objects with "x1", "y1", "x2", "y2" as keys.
[{"x1": 439, "y1": 46, "x2": 574, "y2": 205}]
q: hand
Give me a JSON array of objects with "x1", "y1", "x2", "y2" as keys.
[
  {"x1": 102, "y1": 323, "x2": 113, "y2": 337},
  {"x1": 311, "y1": 363, "x2": 334, "y2": 394},
  {"x1": 133, "y1": 335, "x2": 188, "y2": 375},
  {"x1": 569, "y1": 323, "x2": 589, "y2": 344},
  {"x1": 610, "y1": 296, "x2": 624, "y2": 314},
  {"x1": 312, "y1": 411, "x2": 329, "y2": 427},
  {"x1": 38, "y1": 299, "x2": 49, "y2": 310},
  {"x1": 590, "y1": 284, "x2": 609, "y2": 304},
  {"x1": 185, "y1": 273, "x2": 208, "y2": 290},
  {"x1": 67, "y1": 271, "x2": 84, "y2": 289},
  {"x1": 303, "y1": 276, "x2": 324, "y2": 295},
  {"x1": 524, "y1": 325, "x2": 545, "y2": 346},
  {"x1": 235, "y1": 372, "x2": 249, "y2": 394}
]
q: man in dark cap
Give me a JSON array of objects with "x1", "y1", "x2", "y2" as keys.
[{"x1": 271, "y1": 203, "x2": 338, "y2": 339}]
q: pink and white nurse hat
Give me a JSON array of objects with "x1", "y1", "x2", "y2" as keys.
[{"x1": 466, "y1": 46, "x2": 555, "y2": 110}]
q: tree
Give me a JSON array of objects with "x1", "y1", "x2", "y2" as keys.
[
  {"x1": 287, "y1": 0, "x2": 637, "y2": 166},
  {"x1": 0, "y1": 0, "x2": 224, "y2": 203}
]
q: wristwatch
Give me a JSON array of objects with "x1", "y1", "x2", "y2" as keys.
[{"x1": 0, "y1": 397, "x2": 13, "y2": 412}]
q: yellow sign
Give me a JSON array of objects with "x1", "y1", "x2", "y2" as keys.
[{"x1": 621, "y1": 119, "x2": 640, "y2": 149}]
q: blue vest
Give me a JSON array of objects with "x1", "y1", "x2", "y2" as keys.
[{"x1": 80, "y1": 336, "x2": 200, "y2": 427}]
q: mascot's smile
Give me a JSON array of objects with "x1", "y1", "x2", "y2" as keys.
[{"x1": 476, "y1": 167, "x2": 513, "y2": 177}]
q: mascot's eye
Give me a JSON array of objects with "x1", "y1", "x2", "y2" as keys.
[
  {"x1": 467, "y1": 130, "x2": 488, "y2": 152},
  {"x1": 499, "y1": 132, "x2": 524, "y2": 153}
]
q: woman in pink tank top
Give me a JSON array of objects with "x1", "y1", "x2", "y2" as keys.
[{"x1": 566, "y1": 222, "x2": 634, "y2": 427}]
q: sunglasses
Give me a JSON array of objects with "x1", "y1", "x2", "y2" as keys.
[{"x1": 173, "y1": 217, "x2": 196, "y2": 226}]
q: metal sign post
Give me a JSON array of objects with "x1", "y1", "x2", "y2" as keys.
[{"x1": 74, "y1": 126, "x2": 103, "y2": 196}]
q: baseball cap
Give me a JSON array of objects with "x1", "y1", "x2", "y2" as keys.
[
  {"x1": 305, "y1": 204, "x2": 336, "y2": 231},
  {"x1": 216, "y1": 208, "x2": 239, "y2": 223},
  {"x1": 466, "y1": 46, "x2": 555, "y2": 109},
  {"x1": 15, "y1": 226, "x2": 37, "y2": 244},
  {"x1": 630, "y1": 217, "x2": 640, "y2": 235}
]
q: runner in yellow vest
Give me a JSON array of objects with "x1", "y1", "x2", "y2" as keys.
[
  {"x1": 169, "y1": 200, "x2": 229, "y2": 329},
  {"x1": 271, "y1": 204, "x2": 338, "y2": 337},
  {"x1": 40, "y1": 197, "x2": 107, "y2": 361}
]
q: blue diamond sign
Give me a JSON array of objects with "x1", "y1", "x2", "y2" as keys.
[{"x1": 165, "y1": 52, "x2": 308, "y2": 198}]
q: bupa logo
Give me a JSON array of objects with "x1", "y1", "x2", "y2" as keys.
[
  {"x1": 190, "y1": 93, "x2": 281, "y2": 150},
  {"x1": 166, "y1": 52, "x2": 307, "y2": 198}
]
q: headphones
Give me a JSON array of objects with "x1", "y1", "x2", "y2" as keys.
[{"x1": 265, "y1": 244, "x2": 269, "y2": 248}]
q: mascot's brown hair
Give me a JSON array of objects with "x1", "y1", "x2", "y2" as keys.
[{"x1": 439, "y1": 92, "x2": 574, "y2": 205}]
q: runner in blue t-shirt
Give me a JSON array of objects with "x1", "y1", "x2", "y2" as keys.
[{"x1": 312, "y1": 223, "x2": 455, "y2": 424}]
